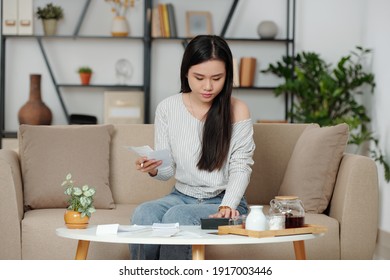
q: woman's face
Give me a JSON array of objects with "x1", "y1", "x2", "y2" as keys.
[{"x1": 187, "y1": 59, "x2": 226, "y2": 103}]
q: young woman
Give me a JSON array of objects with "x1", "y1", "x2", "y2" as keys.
[{"x1": 131, "y1": 35, "x2": 255, "y2": 260}]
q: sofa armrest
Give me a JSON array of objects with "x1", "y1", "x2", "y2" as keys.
[
  {"x1": 329, "y1": 153, "x2": 379, "y2": 259},
  {"x1": 0, "y1": 149, "x2": 24, "y2": 259}
]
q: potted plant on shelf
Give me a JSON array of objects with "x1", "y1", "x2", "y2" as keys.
[
  {"x1": 36, "y1": 3, "x2": 64, "y2": 36},
  {"x1": 62, "y1": 173, "x2": 96, "y2": 229},
  {"x1": 78, "y1": 66, "x2": 93, "y2": 85},
  {"x1": 262, "y1": 46, "x2": 390, "y2": 182}
]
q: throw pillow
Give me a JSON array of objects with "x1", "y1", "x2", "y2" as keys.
[
  {"x1": 278, "y1": 123, "x2": 349, "y2": 214},
  {"x1": 19, "y1": 124, "x2": 115, "y2": 210}
]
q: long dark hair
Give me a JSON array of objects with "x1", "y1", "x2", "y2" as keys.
[{"x1": 180, "y1": 35, "x2": 234, "y2": 172}]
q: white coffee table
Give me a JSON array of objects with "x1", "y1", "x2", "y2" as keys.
[{"x1": 56, "y1": 225, "x2": 325, "y2": 260}]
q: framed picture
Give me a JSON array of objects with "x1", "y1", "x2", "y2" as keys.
[
  {"x1": 186, "y1": 11, "x2": 213, "y2": 37},
  {"x1": 104, "y1": 91, "x2": 144, "y2": 124}
]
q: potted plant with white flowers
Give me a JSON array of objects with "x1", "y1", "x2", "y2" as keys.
[{"x1": 62, "y1": 173, "x2": 96, "y2": 229}]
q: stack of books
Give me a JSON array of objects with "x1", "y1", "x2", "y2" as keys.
[{"x1": 152, "y1": 3, "x2": 177, "y2": 38}]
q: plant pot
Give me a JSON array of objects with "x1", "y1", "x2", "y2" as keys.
[
  {"x1": 64, "y1": 210, "x2": 89, "y2": 229},
  {"x1": 111, "y1": 16, "x2": 129, "y2": 37},
  {"x1": 42, "y1": 19, "x2": 58, "y2": 35},
  {"x1": 79, "y1": 73, "x2": 92, "y2": 85}
]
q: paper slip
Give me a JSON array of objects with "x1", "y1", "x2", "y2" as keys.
[
  {"x1": 151, "y1": 223, "x2": 180, "y2": 237},
  {"x1": 96, "y1": 224, "x2": 119, "y2": 235},
  {"x1": 118, "y1": 225, "x2": 150, "y2": 234},
  {"x1": 125, "y1": 145, "x2": 172, "y2": 169}
]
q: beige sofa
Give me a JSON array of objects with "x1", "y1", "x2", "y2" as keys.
[{"x1": 0, "y1": 123, "x2": 379, "y2": 260}]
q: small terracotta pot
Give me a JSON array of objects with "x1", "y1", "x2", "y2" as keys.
[
  {"x1": 64, "y1": 210, "x2": 89, "y2": 229},
  {"x1": 79, "y1": 73, "x2": 92, "y2": 85}
]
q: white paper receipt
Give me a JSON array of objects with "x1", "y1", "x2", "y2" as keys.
[{"x1": 125, "y1": 145, "x2": 172, "y2": 169}]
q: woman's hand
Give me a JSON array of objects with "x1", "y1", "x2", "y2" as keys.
[
  {"x1": 209, "y1": 206, "x2": 239, "y2": 219},
  {"x1": 135, "y1": 156, "x2": 162, "y2": 176}
]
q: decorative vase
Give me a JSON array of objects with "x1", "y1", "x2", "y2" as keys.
[
  {"x1": 245, "y1": 205, "x2": 267, "y2": 231},
  {"x1": 257, "y1": 20, "x2": 278, "y2": 39},
  {"x1": 42, "y1": 19, "x2": 58, "y2": 36},
  {"x1": 64, "y1": 210, "x2": 90, "y2": 229},
  {"x1": 239, "y1": 57, "x2": 257, "y2": 87},
  {"x1": 18, "y1": 74, "x2": 52, "y2": 125},
  {"x1": 79, "y1": 73, "x2": 92, "y2": 85},
  {"x1": 111, "y1": 16, "x2": 129, "y2": 37}
]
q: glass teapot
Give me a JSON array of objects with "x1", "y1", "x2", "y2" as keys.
[{"x1": 269, "y1": 196, "x2": 305, "y2": 228}]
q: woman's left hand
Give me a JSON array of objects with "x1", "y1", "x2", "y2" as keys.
[{"x1": 209, "y1": 206, "x2": 239, "y2": 219}]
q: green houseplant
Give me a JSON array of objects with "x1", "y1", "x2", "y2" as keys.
[
  {"x1": 77, "y1": 66, "x2": 93, "y2": 85},
  {"x1": 262, "y1": 46, "x2": 390, "y2": 182},
  {"x1": 36, "y1": 3, "x2": 64, "y2": 35},
  {"x1": 62, "y1": 173, "x2": 96, "y2": 228}
]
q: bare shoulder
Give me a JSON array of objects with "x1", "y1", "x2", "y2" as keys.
[{"x1": 231, "y1": 97, "x2": 251, "y2": 123}]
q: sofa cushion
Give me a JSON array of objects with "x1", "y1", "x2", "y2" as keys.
[
  {"x1": 19, "y1": 124, "x2": 115, "y2": 210},
  {"x1": 278, "y1": 123, "x2": 349, "y2": 214}
]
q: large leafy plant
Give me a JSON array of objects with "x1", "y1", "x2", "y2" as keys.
[
  {"x1": 61, "y1": 173, "x2": 96, "y2": 217},
  {"x1": 262, "y1": 46, "x2": 389, "y2": 182}
]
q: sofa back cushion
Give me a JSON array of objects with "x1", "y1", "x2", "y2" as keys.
[
  {"x1": 278, "y1": 123, "x2": 349, "y2": 213},
  {"x1": 245, "y1": 123, "x2": 308, "y2": 205},
  {"x1": 19, "y1": 124, "x2": 115, "y2": 210},
  {"x1": 109, "y1": 124, "x2": 175, "y2": 204}
]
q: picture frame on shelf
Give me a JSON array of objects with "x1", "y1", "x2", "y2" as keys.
[
  {"x1": 104, "y1": 91, "x2": 144, "y2": 124},
  {"x1": 186, "y1": 11, "x2": 212, "y2": 37}
]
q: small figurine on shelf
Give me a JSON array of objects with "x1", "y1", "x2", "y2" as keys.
[
  {"x1": 105, "y1": 0, "x2": 139, "y2": 36},
  {"x1": 77, "y1": 66, "x2": 93, "y2": 85}
]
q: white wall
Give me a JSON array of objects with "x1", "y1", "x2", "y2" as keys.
[
  {"x1": 3, "y1": 0, "x2": 390, "y2": 231},
  {"x1": 364, "y1": 0, "x2": 390, "y2": 232}
]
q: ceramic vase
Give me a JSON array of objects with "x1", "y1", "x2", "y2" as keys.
[
  {"x1": 111, "y1": 16, "x2": 129, "y2": 37},
  {"x1": 245, "y1": 205, "x2": 267, "y2": 231},
  {"x1": 239, "y1": 57, "x2": 257, "y2": 87},
  {"x1": 257, "y1": 20, "x2": 278, "y2": 39},
  {"x1": 64, "y1": 210, "x2": 89, "y2": 229},
  {"x1": 18, "y1": 74, "x2": 52, "y2": 125}
]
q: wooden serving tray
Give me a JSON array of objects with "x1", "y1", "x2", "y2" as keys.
[{"x1": 218, "y1": 224, "x2": 327, "y2": 238}]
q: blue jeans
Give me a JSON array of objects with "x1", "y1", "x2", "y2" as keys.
[{"x1": 130, "y1": 187, "x2": 248, "y2": 260}]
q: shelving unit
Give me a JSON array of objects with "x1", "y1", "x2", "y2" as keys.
[
  {"x1": 0, "y1": 0, "x2": 295, "y2": 147},
  {"x1": 0, "y1": 0, "x2": 152, "y2": 144}
]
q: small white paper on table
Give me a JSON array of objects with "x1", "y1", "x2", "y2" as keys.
[
  {"x1": 118, "y1": 225, "x2": 150, "y2": 234},
  {"x1": 151, "y1": 223, "x2": 180, "y2": 237},
  {"x1": 96, "y1": 224, "x2": 119, "y2": 235},
  {"x1": 125, "y1": 145, "x2": 172, "y2": 169}
]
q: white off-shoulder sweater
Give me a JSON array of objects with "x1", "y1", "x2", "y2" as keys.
[{"x1": 153, "y1": 93, "x2": 255, "y2": 209}]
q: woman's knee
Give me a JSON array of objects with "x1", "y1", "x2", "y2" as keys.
[
  {"x1": 131, "y1": 201, "x2": 165, "y2": 225},
  {"x1": 161, "y1": 205, "x2": 200, "y2": 225}
]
